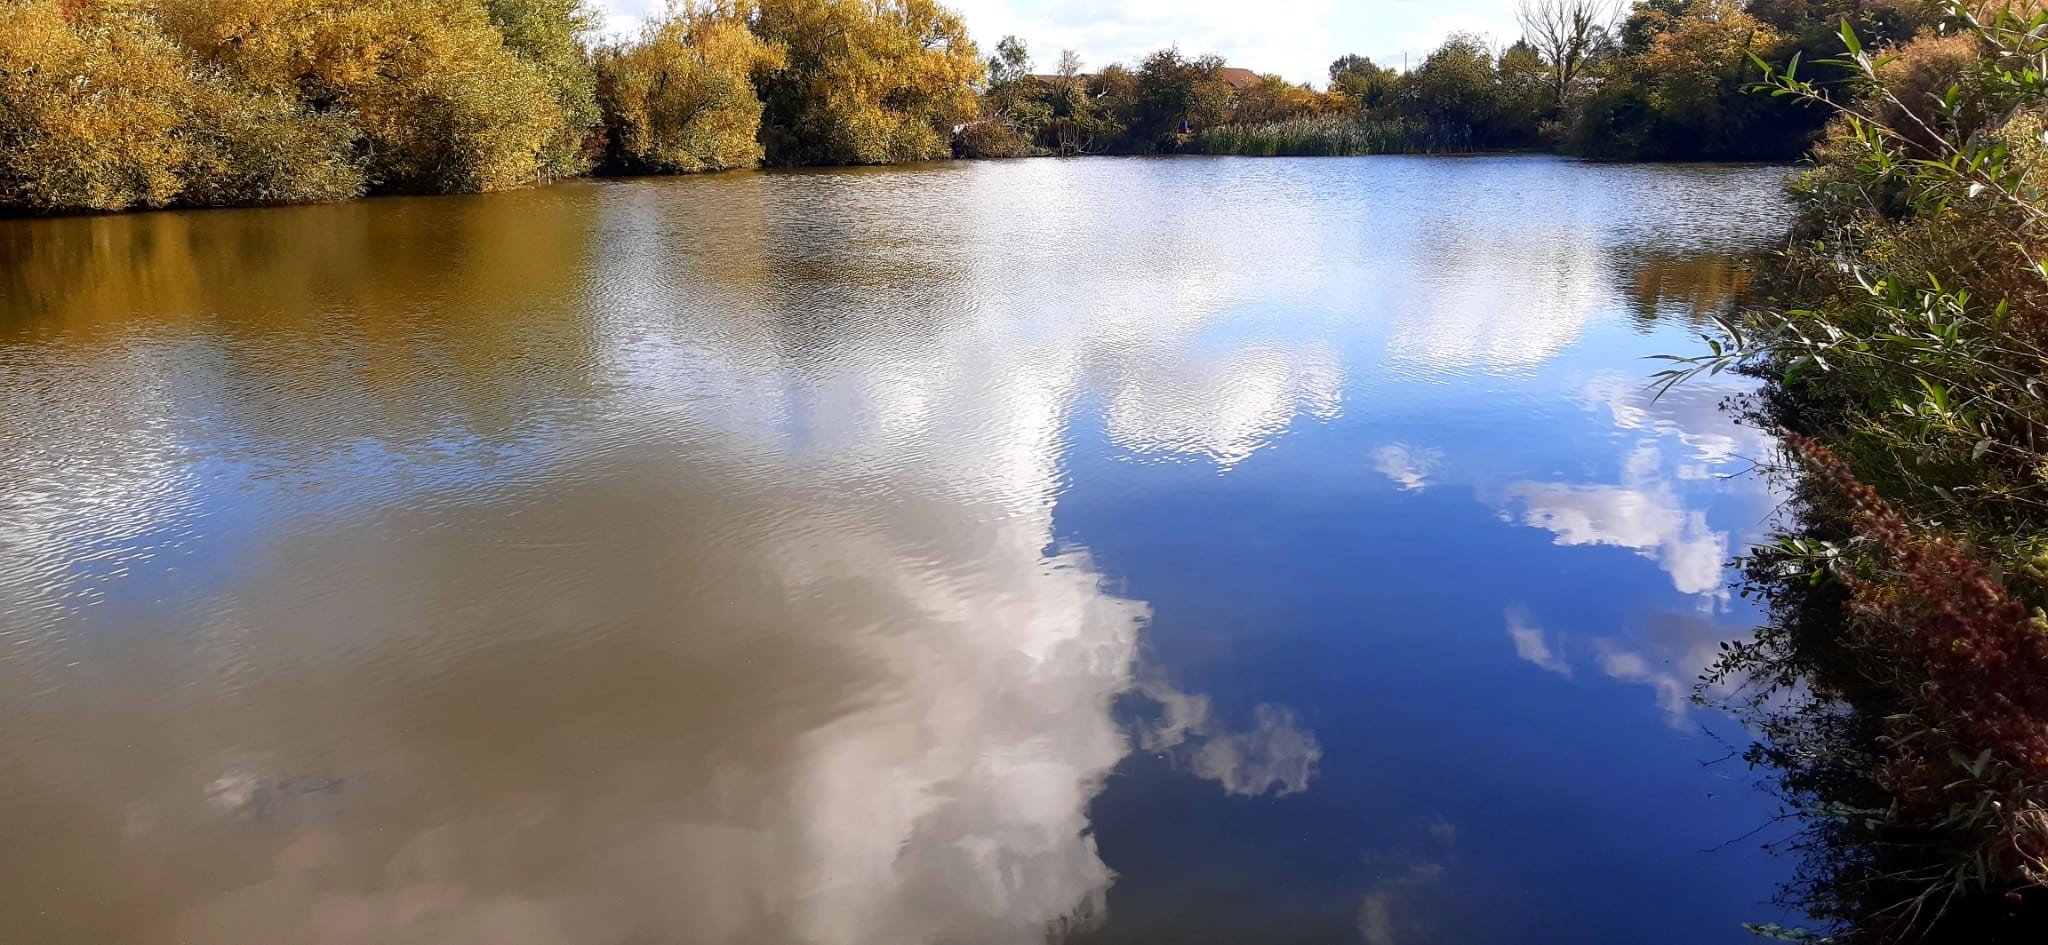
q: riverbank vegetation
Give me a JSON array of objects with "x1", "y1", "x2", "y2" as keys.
[
  {"x1": 1651, "y1": 1, "x2": 2048, "y2": 938},
  {"x1": 0, "y1": 0, "x2": 1949, "y2": 214},
  {"x1": 1184, "y1": 117, "x2": 1475, "y2": 157},
  {"x1": 0, "y1": 0, "x2": 981, "y2": 213}
]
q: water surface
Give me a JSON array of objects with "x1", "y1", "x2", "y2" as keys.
[{"x1": 0, "y1": 155, "x2": 1793, "y2": 944}]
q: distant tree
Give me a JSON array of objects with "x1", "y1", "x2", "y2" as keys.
[
  {"x1": 1634, "y1": 0, "x2": 1777, "y2": 122},
  {"x1": 1615, "y1": 0, "x2": 1698, "y2": 54},
  {"x1": 1080, "y1": 64, "x2": 1142, "y2": 151},
  {"x1": 1396, "y1": 33, "x2": 1500, "y2": 136},
  {"x1": 1746, "y1": 0, "x2": 1926, "y2": 48},
  {"x1": 1130, "y1": 47, "x2": 1231, "y2": 148},
  {"x1": 984, "y1": 35, "x2": 1049, "y2": 123},
  {"x1": 1494, "y1": 39, "x2": 1554, "y2": 144},
  {"x1": 1040, "y1": 50, "x2": 1109, "y2": 154},
  {"x1": 1328, "y1": 54, "x2": 1398, "y2": 111},
  {"x1": 959, "y1": 34, "x2": 1046, "y2": 156},
  {"x1": 1055, "y1": 50, "x2": 1086, "y2": 91},
  {"x1": 594, "y1": 1, "x2": 786, "y2": 174},
  {"x1": 988, "y1": 35, "x2": 1032, "y2": 88},
  {"x1": 1515, "y1": 0, "x2": 1618, "y2": 106},
  {"x1": 1563, "y1": 0, "x2": 1805, "y2": 159}
]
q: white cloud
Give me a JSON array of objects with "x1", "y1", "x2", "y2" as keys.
[
  {"x1": 1136, "y1": 680, "x2": 1324, "y2": 798},
  {"x1": 1189, "y1": 704, "x2": 1324, "y2": 798},
  {"x1": 7, "y1": 164, "x2": 1334, "y2": 944},
  {"x1": 1105, "y1": 343, "x2": 1343, "y2": 468},
  {"x1": 1588, "y1": 374, "x2": 1775, "y2": 469},
  {"x1": 1505, "y1": 480, "x2": 1730, "y2": 598},
  {"x1": 1385, "y1": 225, "x2": 1610, "y2": 373},
  {"x1": 1505, "y1": 605, "x2": 1573, "y2": 677},
  {"x1": 1372, "y1": 443, "x2": 1444, "y2": 492},
  {"x1": 1400, "y1": 11, "x2": 1516, "y2": 61},
  {"x1": 1595, "y1": 638, "x2": 1693, "y2": 725}
]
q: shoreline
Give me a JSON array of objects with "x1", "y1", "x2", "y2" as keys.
[{"x1": 1, "y1": 150, "x2": 1795, "y2": 222}]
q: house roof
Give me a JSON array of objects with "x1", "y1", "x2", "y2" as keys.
[{"x1": 1216, "y1": 67, "x2": 1263, "y2": 90}]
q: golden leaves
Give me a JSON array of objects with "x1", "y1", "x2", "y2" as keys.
[{"x1": 2, "y1": 0, "x2": 582, "y2": 212}]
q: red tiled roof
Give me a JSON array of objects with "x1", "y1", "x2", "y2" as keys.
[{"x1": 1216, "y1": 67, "x2": 1263, "y2": 90}]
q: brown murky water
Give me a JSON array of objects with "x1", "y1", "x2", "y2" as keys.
[{"x1": 0, "y1": 157, "x2": 1795, "y2": 945}]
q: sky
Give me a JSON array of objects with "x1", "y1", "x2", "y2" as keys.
[{"x1": 588, "y1": 0, "x2": 1526, "y2": 88}]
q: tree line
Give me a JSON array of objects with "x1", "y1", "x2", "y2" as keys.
[
  {"x1": 0, "y1": 0, "x2": 982, "y2": 213},
  {"x1": 0, "y1": 0, "x2": 1936, "y2": 214},
  {"x1": 964, "y1": 0, "x2": 1933, "y2": 159}
]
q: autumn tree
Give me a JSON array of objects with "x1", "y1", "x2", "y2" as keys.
[
  {"x1": 595, "y1": 0, "x2": 785, "y2": 173},
  {"x1": 1634, "y1": 0, "x2": 1778, "y2": 119},
  {"x1": 1561, "y1": 0, "x2": 1809, "y2": 158},
  {"x1": 486, "y1": 0, "x2": 606, "y2": 179},
  {"x1": 0, "y1": 1, "x2": 188, "y2": 211},
  {"x1": 155, "y1": 0, "x2": 572, "y2": 193},
  {"x1": 0, "y1": 0, "x2": 361, "y2": 212},
  {"x1": 751, "y1": 0, "x2": 984, "y2": 165}
]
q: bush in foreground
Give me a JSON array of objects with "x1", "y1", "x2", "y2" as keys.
[{"x1": 1665, "y1": 3, "x2": 2048, "y2": 938}]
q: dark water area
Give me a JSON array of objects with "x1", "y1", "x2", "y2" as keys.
[{"x1": 0, "y1": 155, "x2": 1795, "y2": 944}]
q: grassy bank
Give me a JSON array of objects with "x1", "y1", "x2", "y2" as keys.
[{"x1": 1664, "y1": 3, "x2": 2048, "y2": 939}]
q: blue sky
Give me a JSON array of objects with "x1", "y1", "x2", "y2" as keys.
[{"x1": 589, "y1": 0, "x2": 1525, "y2": 87}]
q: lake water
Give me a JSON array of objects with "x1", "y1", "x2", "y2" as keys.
[{"x1": 0, "y1": 155, "x2": 1796, "y2": 945}]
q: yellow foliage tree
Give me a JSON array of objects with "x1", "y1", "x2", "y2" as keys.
[
  {"x1": 752, "y1": 0, "x2": 983, "y2": 165},
  {"x1": 595, "y1": 1, "x2": 786, "y2": 173},
  {"x1": 3, "y1": 0, "x2": 986, "y2": 212},
  {"x1": 3, "y1": 0, "x2": 595, "y2": 212},
  {"x1": 155, "y1": 0, "x2": 571, "y2": 193},
  {"x1": 0, "y1": 1, "x2": 194, "y2": 211},
  {"x1": 485, "y1": 0, "x2": 606, "y2": 180},
  {"x1": 1636, "y1": 0, "x2": 1780, "y2": 120}
]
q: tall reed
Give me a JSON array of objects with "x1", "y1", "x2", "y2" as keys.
[{"x1": 1182, "y1": 117, "x2": 1476, "y2": 156}]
